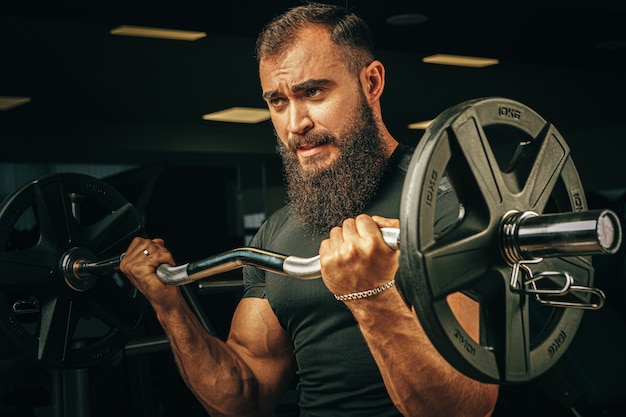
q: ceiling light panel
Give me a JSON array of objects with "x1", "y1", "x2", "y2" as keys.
[
  {"x1": 423, "y1": 54, "x2": 499, "y2": 68},
  {"x1": 407, "y1": 120, "x2": 433, "y2": 130},
  {"x1": 202, "y1": 107, "x2": 270, "y2": 124},
  {"x1": 110, "y1": 25, "x2": 206, "y2": 41},
  {"x1": 0, "y1": 96, "x2": 31, "y2": 111}
]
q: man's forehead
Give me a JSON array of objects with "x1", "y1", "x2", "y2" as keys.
[
  {"x1": 259, "y1": 46, "x2": 348, "y2": 95},
  {"x1": 260, "y1": 25, "x2": 344, "y2": 69}
]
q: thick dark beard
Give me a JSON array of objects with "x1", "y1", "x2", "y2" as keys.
[{"x1": 277, "y1": 97, "x2": 389, "y2": 236}]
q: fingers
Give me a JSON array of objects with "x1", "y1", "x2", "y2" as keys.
[
  {"x1": 346, "y1": 215, "x2": 399, "y2": 249},
  {"x1": 119, "y1": 236, "x2": 180, "y2": 305},
  {"x1": 320, "y1": 215, "x2": 400, "y2": 297},
  {"x1": 371, "y1": 215, "x2": 400, "y2": 229},
  {"x1": 141, "y1": 239, "x2": 175, "y2": 266},
  {"x1": 120, "y1": 236, "x2": 175, "y2": 280},
  {"x1": 125, "y1": 237, "x2": 172, "y2": 263},
  {"x1": 325, "y1": 215, "x2": 399, "y2": 251},
  {"x1": 321, "y1": 215, "x2": 396, "y2": 264}
]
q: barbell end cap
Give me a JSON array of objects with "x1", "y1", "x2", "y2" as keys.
[{"x1": 598, "y1": 209, "x2": 622, "y2": 255}]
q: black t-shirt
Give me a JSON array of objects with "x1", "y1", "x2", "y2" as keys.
[{"x1": 242, "y1": 144, "x2": 458, "y2": 416}]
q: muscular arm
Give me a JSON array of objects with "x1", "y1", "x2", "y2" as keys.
[
  {"x1": 319, "y1": 216, "x2": 498, "y2": 417},
  {"x1": 120, "y1": 238, "x2": 296, "y2": 417},
  {"x1": 347, "y1": 289, "x2": 498, "y2": 417}
]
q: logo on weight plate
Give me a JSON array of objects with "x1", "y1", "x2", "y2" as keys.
[
  {"x1": 89, "y1": 344, "x2": 112, "y2": 360},
  {"x1": 454, "y1": 328, "x2": 476, "y2": 357},
  {"x1": 5, "y1": 313, "x2": 23, "y2": 337},
  {"x1": 572, "y1": 192, "x2": 585, "y2": 212},
  {"x1": 547, "y1": 330, "x2": 567, "y2": 357},
  {"x1": 425, "y1": 169, "x2": 439, "y2": 208},
  {"x1": 85, "y1": 181, "x2": 107, "y2": 196},
  {"x1": 498, "y1": 106, "x2": 521, "y2": 120}
]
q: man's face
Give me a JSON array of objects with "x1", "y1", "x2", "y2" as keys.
[
  {"x1": 259, "y1": 26, "x2": 389, "y2": 234},
  {"x1": 259, "y1": 25, "x2": 367, "y2": 174}
]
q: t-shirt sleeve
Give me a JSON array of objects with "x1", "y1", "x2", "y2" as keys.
[{"x1": 241, "y1": 223, "x2": 268, "y2": 299}]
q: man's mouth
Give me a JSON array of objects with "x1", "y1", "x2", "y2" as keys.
[
  {"x1": 288, "y1": 132, "x2": 337, "y2": 161},
  {"x1": 296, "y1": 143, "x2": 330, "y2": 158}
]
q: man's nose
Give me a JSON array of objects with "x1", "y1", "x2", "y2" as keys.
[{"x1": 287, "y1": 101, "x2": 313, "y2": 135}]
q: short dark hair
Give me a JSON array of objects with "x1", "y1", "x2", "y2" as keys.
[{"x1": 255, "y1": 2, "x2": 375, "y2": 75}]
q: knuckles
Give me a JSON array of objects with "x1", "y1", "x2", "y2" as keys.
[{"x1": 130, "y1": 236, "x2": 149, "y2": 248}]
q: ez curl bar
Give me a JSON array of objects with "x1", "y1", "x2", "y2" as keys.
[
  {"x1": 71, "y1": 209, "x2": 619, "y2": 307},
  {"x1": 0, "y1": 97, "x2": 623, "y2": 384}
]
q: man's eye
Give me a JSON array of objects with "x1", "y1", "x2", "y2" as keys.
[
  {"x1": 306, "y1": 88, "x2": 321, "y2": 97},
  {"x1": 270, "y1": 97, "x2": 285, "y2": 106}
]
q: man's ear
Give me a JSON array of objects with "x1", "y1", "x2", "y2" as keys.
[{"x1": 361, "y1": 60, "x2": 385, "y2": 103}]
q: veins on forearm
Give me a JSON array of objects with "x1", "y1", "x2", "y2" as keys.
[
  {"x1": 346, "y1": 289, "x2": 497, "y2": 417},
  {"x1": 156, "y1": 301, "x2": 259, "y2": 417}
]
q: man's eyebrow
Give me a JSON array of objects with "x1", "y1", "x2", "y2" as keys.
[
  {"x1": 262, "y1": 90, "x2": 277, "y2": 101},
  {"x1": 262, "y1": 79, "x2": 332, "y2": 100},
  {"x1": 291, "y1": 79, "x2": 332, "y2": 92}
]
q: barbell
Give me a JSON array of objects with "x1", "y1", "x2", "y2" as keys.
[{"x1": 0, "y1": 97, "x2": 622, "y2": 384}]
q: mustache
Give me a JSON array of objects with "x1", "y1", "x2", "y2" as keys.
[{"x1": 288, "y1": 131, "x2": 338, "y2": 152}]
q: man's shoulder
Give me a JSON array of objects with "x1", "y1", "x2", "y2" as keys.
[
  {"x1": 251, "y1": 205, "x2": 292, "y2": 246},
  {"x1": 265, "y1": 205, "x2": 291, "y2": 226},
  {"x1": 391, "y1": 143, "x2": 414, "y2": 174}
]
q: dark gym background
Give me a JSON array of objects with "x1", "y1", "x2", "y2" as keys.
[{"x1": 1, "y1": 1, "x2": 625, "y2": 416}]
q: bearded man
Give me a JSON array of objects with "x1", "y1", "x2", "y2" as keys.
[{"x1": 121, "y1": 3, "x2": 499, "y2": 417}]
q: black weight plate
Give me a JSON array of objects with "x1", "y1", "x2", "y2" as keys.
[
  {"x1": 398, "y1": 97, "x2": 592, "y2": 383},
  {"x1": 0, "y1": 172, "x2": 147, "y2": 368}
]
